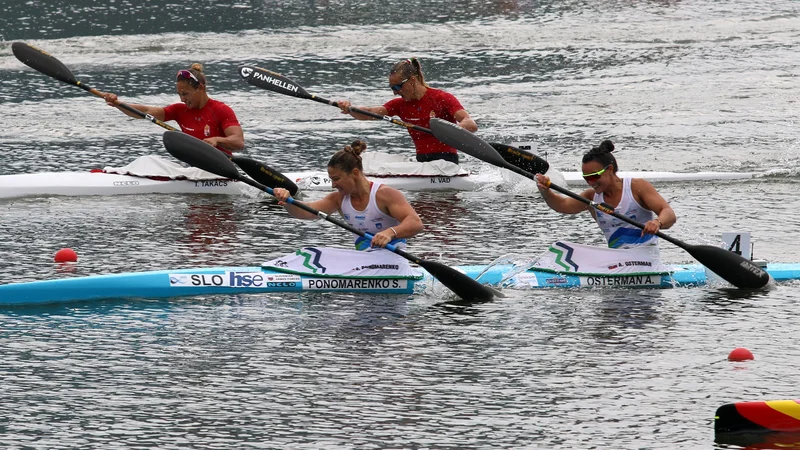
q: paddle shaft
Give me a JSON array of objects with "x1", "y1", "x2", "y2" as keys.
[
  {"x1": 238, "y1": 65, "x2": 550, "y2": 174},
  {"x1": 82, "y1": 84, "x2": 178, "y2": 131},
  {"x1": 312, "y1": 96, "x2": 432, "y2": 133}
]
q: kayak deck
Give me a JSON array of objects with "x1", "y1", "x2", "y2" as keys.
[
  {"x1": 0, "y1": 168, "x2": 759, "y2": 199},
  {"x1": 0, "y1": 171, "x2": 252, "y2": 198},
  {"x1": 0, "y1": 262, "x2": 795, "y2": 306}
]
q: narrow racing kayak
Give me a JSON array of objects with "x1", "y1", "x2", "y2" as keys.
[
  {"x1": 0, "y1": 171, "x2": 253, "y2": 198},
  {"x1": 0, "y1": 259, "x2": 796, "y2": 307},
  {"x1": 0, "y1": 153, "x2": 757, "y2": 199},
  {"x1": 0, "y1": 155, "x2": 258, "y2": 199}
]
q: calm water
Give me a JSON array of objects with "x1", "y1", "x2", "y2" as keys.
[{"x1": 2, "y1": 1, "x2": 800, "y2": 448}]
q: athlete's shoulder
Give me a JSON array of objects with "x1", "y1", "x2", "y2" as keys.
[
  {"x1": 426, "y1": 87, "x2": 456, "y2": 98},
  {"x1": 206, "y1": 98, "x2": 233, "y2": 110},
  {"x1": 164, "y1": 102, "x2": 188, "y2": 112}
]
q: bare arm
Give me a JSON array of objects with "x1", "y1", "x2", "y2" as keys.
[
  {"x1": 371, "y1": 186, "x2": 424, "y2": 248},
  {"x1": 336, "y1": 100, "x2": 386, "y2": 121},
  {"x1": 273, "y1": 188, "x2": 341, "y2": 221},
  {"x1": 205, "y1": 125, "x2": 244, "y2": 152},
  {"x1": 102, "y1": 92, "x2": 166, "y2": 120},
  {"x1": 631, "y1": 178, "x2": 677, "y2": 235},
  {"x1": 453, "y1": 109, "x2": 478, "y2": 132},
  {"x1": 535, "y1": 174, "x2": 592, "y2": 214}
]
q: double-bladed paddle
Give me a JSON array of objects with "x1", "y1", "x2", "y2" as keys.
[
  {"x1": 428, "y1": 117, "x2": 771, "y2": 290},
  {"x1": 237, "y1": 65, "x2": 550, "y2": 175},
  {"x1": 12, "y1": 42, "x2": 299, "y2": 195},
  {"x1": 12, "y1": 41, "x2": 177, "y2": 131},
  {"x1": 229, "y1": 155, "x2": 299, "y2": 196},
  {"x1": 161, "y1": 130, "x2": 501, "y2": 302}
]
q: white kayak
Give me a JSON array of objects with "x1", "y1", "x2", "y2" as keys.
[
  {"x1": 0, "y1": 170, "x2": 256, "y2": 198},
  {"x1": 284, "y1": 168, "x2": 757, "y2": 192},
  {"x1": 564, "y1": 170, "x2": 755, "y2": 184},
  {"x1": 0, "y1": 153, "x2": 757, "y2": 199}
]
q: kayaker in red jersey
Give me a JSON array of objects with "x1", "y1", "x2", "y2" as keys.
[
  {"x1": 336, "y1": 58, "x2": 477, "y2": 164},
  {"x1": 101, "y1": 64, "x2": 244, "y2": 154}
]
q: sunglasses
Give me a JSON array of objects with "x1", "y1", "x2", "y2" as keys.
[
  {"x1": 582, "y1": 165, "x2": 611, "y2": 183},
  {"x1": 390, "y1": 77, "x2": 410, "y2": 92},
  {"x1": 176, "y1": 69, "x2": 201, "y2": 85}
]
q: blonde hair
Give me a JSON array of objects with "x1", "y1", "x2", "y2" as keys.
[
  {"x1": 390, "y1": 58, "x2": 428, "y2": 88},
  {"x1": 179, "y1": 63, "x2": 207, "y2": 87}
]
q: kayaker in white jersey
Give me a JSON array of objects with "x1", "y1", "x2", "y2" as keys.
[
  {"x1": 535, "y1": 140, "x2": 677, "y2": 249},
  {"x1": 272, "y1": 140, "x2": 424, "y2": 250}
]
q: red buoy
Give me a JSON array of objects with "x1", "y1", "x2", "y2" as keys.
[
  {"x1": 54, "y1": 248, "x2": 78, "y2": 263},
  {"x1": 728, "y1": 347, "x2": 754, "y2": 361}
]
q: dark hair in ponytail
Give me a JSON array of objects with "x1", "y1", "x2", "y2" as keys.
[
  {"x1": 582, "y1": 140, "x2": 618, "y2": 172},
  {"x1": 390, "y1": 58, "x2": 429, "y2": 88},
  {"x1": 328, "y1": 140, "x2": 367, "y2": 173}
]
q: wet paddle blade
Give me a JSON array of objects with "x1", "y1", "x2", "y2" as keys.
[
  {"x1": 685, "y1": 244, "x2": 771, "y2": 289},
  {"x1": 12, "y1": 42, "x2": 79, "y2": 86},
  {"x1": 490, "y1": 142, "x2": 550, "y2": 175},
  {"x1": 162, "y1": 131, "x2": 241, "y2": 180},
  {"x1": 238, "y1": 65, "x2": 312, "y2": 100},
  {"x1": 429, "y1": 118, "x2": 509, "y2": 168},
  {"x1": 416, "y1": 259, "x2": 499, "y2": 301},
  {"x1": 231, "y1": 156, "x2": 299, "y2": 196}
]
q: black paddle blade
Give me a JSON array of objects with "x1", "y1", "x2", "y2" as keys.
[
  {"x1": 416, "y1": 259, "x2": 497, "y2": 301},
  {"x1": 686, "y1": 244, "x2": 771, "y2": 289},
  {"x1": 162, "y1": 131, "x2": 241, "y2": 180},
  {"x1": 231, "y1": 155, "x2": 299, "y2": 196},
  {"x1": 490, "y1": 142, "x2": 550, "y2": 175},
  {"x1": 429, "y1": 118, "x2": 510, "y2": 168},
  {"x1": 239, "y1": 65, "x2": 311, "y2": 100},
  {"x1": 12, "y1": 42, "x2": 79, "y2": 86}
]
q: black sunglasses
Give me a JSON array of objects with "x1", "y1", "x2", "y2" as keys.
[{"x1": 390, "y1": 77, "x2": 410, "y2": 92}]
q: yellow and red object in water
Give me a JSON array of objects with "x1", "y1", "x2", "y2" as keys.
[{"x1": 716, "y1": 400, "x2": 800, "y2": 433}]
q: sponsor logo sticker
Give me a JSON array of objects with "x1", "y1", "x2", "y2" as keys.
[
  {"x1": 169, "y1": 272, "x2": 301, "y2": 288},
  {"x1": 515, "y1": 273, "x2": 540, "y2": 287}
]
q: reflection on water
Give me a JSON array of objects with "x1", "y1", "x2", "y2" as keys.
[
  {"x1": 716, "y1": 431, "x2": 800, "y2": 449},
  {"x1": 592, "y1": 290, "x2": 668, "y2": 338},
  {"x1": 182, "y1": 199, "x2": 241, "y2": 256}
]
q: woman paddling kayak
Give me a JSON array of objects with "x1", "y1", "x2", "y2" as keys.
[
  {"x1": 273, "y1": 139, "x2": 424, "y2": 250},
  {"x1": 533, "y1": 140, "x2": 678, "y2": 271},
  {"x1": 336, "y1": 58, "x2": 477, "y2": 165},
  {"x1": 102, "y1": 64, "x2": 244, "y2": 154},
  {"x1": 537, "y1": 140, "x2": 677, "y2": 248}
]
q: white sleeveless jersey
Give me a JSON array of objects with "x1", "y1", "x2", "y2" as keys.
[
  {"x1": 593, "y1": 177, "x2": 658, "y2": 249},
  {"x1": 340, "y1": 181, "x2": 405, "y2": 250}
]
